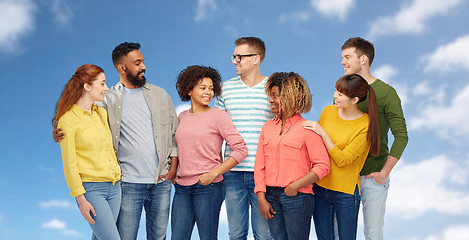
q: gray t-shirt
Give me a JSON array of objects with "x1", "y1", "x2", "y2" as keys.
[{"x1": 118, "y1": 87, "x2": 159, "y2": 183}]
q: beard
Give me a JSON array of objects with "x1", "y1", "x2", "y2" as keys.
[{"x1": 126, "y1": 69, "x2": 146, "y2": 87}]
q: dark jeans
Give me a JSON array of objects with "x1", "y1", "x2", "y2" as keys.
[
  {"x1": 265, "y1": 186, "x2": 314, "y2": 240},
  {"x1": 171, "y1": 182, "x2": 225, "y2": 240},
  {"x1": 313, "y1": 184, "x2": 361, "y2": 240}
]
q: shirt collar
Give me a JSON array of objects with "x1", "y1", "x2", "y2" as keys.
[
  {"x1": 70, "y1": 104, "x2": 98, "y2": 118},
  {"x1": 115, "y1": 81, "x2": 149, "y2": 91},
  {"x1": 273, "y1": 113, "x2": 302, "y2": 125}
]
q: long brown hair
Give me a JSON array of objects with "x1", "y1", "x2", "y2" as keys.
[
  {"x1": 52, "y1": 64, "x2": 104, "y2": 126},
  {"x1": 335, "y1": 74, "x2": 380, "y2": 156}
]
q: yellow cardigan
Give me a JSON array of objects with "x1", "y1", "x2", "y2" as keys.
[
  {"x1": 58, "y1": 104, "x2": 121, "y2": 197},
  {"x1": 316, "y1": 105, "x2": 370, "y2": 195}
]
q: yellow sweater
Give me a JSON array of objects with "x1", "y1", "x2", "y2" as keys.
[
  {"x1": 58, "y1": 104, "x2": 121, "y2": 197},
  {"x1": 316, "y1": 105, "x2": 370, "y2": 195}
]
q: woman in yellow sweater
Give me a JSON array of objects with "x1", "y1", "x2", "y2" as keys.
[
  {"x1": 302, "y1": 74, "x2": 379, "y2": 240},
  {"x1": 52, "y1": 64, "x2": 121, "y2": 240}
]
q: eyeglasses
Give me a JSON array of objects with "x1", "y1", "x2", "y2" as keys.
[{"x1": 231, "y1": 54, "x2": 257, "y2": 63}]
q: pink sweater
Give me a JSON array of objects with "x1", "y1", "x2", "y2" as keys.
[{"x1": 175, "y1": 108, "x2": 248, "y2": 186}]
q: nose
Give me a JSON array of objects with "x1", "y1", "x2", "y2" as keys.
[
  {"x1": 104, "y1": 84, "x2": 109, "y2": 91},
  {"x1": 141, "y1": 62, "x2": 146, "y2": 70},
  {"x1": 340, "y1": 58, "x2": 346, "y2": 66}
]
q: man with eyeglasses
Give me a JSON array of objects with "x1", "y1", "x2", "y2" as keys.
[{"x1": 215, "y1": 37, "x2": 273, "y2": 240}]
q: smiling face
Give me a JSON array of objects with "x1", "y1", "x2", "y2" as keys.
[
  {"x1": 189, "y1": 77, "x2": 214, "y2": 108},
  {"x1": 341, "y1": 47, "x2": 363, "y2": 76},
  {"x1": 87, "y1": 72, "x2": 109, "y2": 102},
  {"x1": 232, "y1": 44, "x2": 258, "y2": 77},
  {"x1": 333, "y1": 89, "x2": 357, "y2": 109},
  {"x1": 269, "y1": 86, "x2": 281, "y2": 114},
  {"x1": 121, "y1": 50, "x2": 146, "y2": 87}
]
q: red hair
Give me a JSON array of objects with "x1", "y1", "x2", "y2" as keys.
[{"x1": 52, "y1": 64, "x2": 104, "y2": 126}]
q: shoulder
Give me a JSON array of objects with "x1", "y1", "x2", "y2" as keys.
[
  {"x1": 221, "y1": 77, "x2": 242, "y2": 88},
  {"x1": 373, "y1": 79, "x2": 399, "y2": 96}
]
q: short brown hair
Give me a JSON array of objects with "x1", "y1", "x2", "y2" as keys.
[
  {"x1": 342, "y1": 37, "x2": 375, "y2": 66},
  {"x1": 235, "y1": 37, "x2": 266, "y2": 62},
  {"x1": 176, "y1": 65, "x2": 222, "y2": 102}
]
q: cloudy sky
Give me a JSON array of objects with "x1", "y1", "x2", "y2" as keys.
[{"x1": 1, "y1": 0, "x2": 468, "y2": 239}]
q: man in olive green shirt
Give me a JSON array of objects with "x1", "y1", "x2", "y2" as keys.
[{"x1": 340, "y1": 37, "x2": 408, "y2": 240}]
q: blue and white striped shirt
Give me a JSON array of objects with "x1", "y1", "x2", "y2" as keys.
[{"x1": 215, "y1": 76, "x2": 274, "y2": 171}]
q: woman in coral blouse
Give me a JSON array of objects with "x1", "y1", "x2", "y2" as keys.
[
  {"x1": 171, "y1": 65, "x2": 248, "y2": 240},
  {"x1": 254, "y1": 72, "x2": 330, "y2": 240},
  {"x1": 302, "y1": 74, "x2": 379, "y2": 240},
  {"x1": 52, "y1": 64, "x2": 121, "y2": 240}
]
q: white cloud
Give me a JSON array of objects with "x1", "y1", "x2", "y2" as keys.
[
  {"x1": 49, "y1": 0, "x2": 73, "y2": 26},
  {"x1": 422, "y1": 34, "x2": 469, "y2": 73},
  {"x1": 408, "y1": 225, "x2": 469, "y2": 240},
  {"x1": 310, "y1": 0, "x2": 355, "y2": 21},
  {"x1": 413, "y1": 81, "x2": 432, "y2": 96},
  {"x1": 195, "y1": 0, "x2": 217, "y2": 22},
  {"x1": 175, "y1": 103, "x2": 191, "y2": 115},
  {"x1": 219, "y1": 202, "x2": 228, "y2": 224},
  {"x1": 368, "y1": 0, "x2": 462, "y2": 39},
  {"x1": 373, "y1": 64, "x2": 398, "y2": 82},
  {"x1": 408, "y1": 83, "x2": 469, "y2": 138},
  {"x1": 39, "y1": 199, "x2": 73, "y2": 209},
  {"x1": 0, "y1": 0, "x2": 36, "y2": 52},
  {"x1": 62, "y1": 229, "x2": 80, "y2": 236},
  {"x1": 41, "y1": 219, "x2": 67, "y2": 230},
  {"x1": 387, "y1": 155, "x2": 469, "y2": 219}
]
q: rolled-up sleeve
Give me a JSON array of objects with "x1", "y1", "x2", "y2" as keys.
[{"x1": 306, "y1": 131, "x2": 330, "y2": 180}]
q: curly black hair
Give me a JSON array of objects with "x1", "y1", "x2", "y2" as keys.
[
  {"x1": 176, "y1": 65, "x2": 222, "y2": 102},
  {"x1": 112, "y1": 42, "x2": 141, "y2": 66}
]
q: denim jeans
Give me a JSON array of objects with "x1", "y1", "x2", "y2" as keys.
[
  {"x1": 223, "y1": 171, "x2": 272, "y2": 240},
  {"x1": 117, "y1": 181, "x2": 172, "y2": 240},
  {"x1": 171, "y1": 182, "x2": 225, "y2": 240},
  {"x1": 313, "y1": 184, "x2": 360, "y2": 240},
  {"x1": 81, "y1": 181, "x2": 121, "y2": 240},
  {"x1": 360, "y1": 176, "x2": 390, "y2": 240},
  {"x1": 265, "y1": 186, "x2": 314, "y2": 240}
]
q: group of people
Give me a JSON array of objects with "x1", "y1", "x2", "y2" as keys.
[{"x1": 52, "y1": 36, "x2": 408, "y2": 240}]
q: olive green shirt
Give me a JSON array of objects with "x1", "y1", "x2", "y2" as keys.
[{"x1": 358, "y1": 79, "x2": 408, "y2": 175}]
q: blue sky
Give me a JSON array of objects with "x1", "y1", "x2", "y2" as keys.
[{"x1": 1, "y1": 0, "x2": 469, "y2": 239}]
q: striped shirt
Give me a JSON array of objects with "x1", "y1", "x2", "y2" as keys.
[{"x1": 215, "y1": 76, "x2": 274, "y2": 171}]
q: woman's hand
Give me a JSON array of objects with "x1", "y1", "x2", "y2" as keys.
[
  {"x1": 198, "y1": 172, "x2": 217, "y2": 185},
  {"x1": 76, "y1": 195, "x2": 96, "y2": 224},
  {"x1": 257, "y1": 192, "x2": 276, "y2": 220},
  {"x1": 284, "y1": 182, "x2": 299, "y2": 196},
  {"x1": 301, "y1": 120, "x2": 326, "y2": 136}
]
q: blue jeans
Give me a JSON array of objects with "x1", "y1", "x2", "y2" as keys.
[
  {"x1": 360, "y1": 176, "x2": 390, "y2": 240},
  {"x1": 117, "y1": 181, "x2": 172, "y2": 240},
  {"x1": 313, "y1": 184, "x2": 360, "y2": 240},
  {"x1": 265, "y1": 186, "x2": 314, "y2": 240},
  {"x1": 223, "y1": 171, "x2": 272, "y2": 240},
  {"x1": 81, "y1": 181, "x2": 121, "y2": 240},
  {"x1": 171, "y1": 182, "x2": 225, "y2": 240}
]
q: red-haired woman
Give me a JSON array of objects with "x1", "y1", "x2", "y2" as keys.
[
  {"x1": 52, "y1": 64, "x2": 121, "y2": 240},
  {"x1": 302, "y1": 73, "x2": 379, "y2": 240}
]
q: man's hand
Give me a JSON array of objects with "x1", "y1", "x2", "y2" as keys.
[
  {"x1": 158, "y1": 167, "x2": 177, "y2": 182},
  {"x1": 364, "y1": 171, "x2": 387, "y2": 185},
  {"x1": 52, "y1": 123, "x2": 65, "y2": 143}
]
